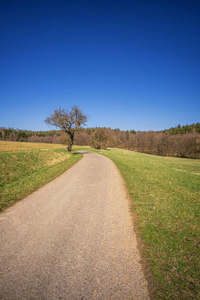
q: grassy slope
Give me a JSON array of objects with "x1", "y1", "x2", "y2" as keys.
[
  {"x1": 0, "y1": 142, "x2": 83, "y2": 211},
  {"x1": 75, "y1": 146, "x2": 200, "y2": 299}
]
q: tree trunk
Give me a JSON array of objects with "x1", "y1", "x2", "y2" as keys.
[{"x1": 67, "y1": 134, "x2": 74, "y2": 152}]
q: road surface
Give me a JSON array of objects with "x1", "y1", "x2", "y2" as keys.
[{"x1": 0, "y1": 151, "x2": 149, "y2": 299}]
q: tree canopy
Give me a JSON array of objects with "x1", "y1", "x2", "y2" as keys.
[
  {"x1": 89, "y1": 128, "x2": 108, "y2": 149},
  {"x1": 45, "y1": 106, "x2": 87, "y2": 151}
]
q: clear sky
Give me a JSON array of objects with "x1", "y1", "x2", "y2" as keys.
[{"x1": 0, "y1": 0, "x2": 199, "y2": 131}]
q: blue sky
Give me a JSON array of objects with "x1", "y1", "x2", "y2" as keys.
[{"x1": 0, "y1": 0, "x2": 199, "y2": 131}]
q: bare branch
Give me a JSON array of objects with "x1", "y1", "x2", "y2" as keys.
[{"x1": 45, "y1": 106, "x2": 87, "y2": 151}]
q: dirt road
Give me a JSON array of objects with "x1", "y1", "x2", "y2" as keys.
[{"x1": 0, "y1": 152, "x2": 149, "y2": 299}]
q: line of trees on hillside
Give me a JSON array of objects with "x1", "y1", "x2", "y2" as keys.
[
  {"x1": 0, "y1": 123, "x2": 200, "y2": 159},
  {"x1": 75, "y1": 127, "x2": 199, "y2": 159},
  {"x1": 163, "y1": 123, "x2": 200, "y2": 135},
  {"x1": 0, "y1": 128, "x2": 60, "y2": 143}
]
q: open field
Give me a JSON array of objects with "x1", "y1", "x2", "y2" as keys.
[
  {"x1": 0, "y1": 141, "x2": 83, "y2": 211},
  {"x1": 0, "y1": 141, "x2": 67, "y2": 152},
  {"x1": 75, "y1": 146, "x2": 200, "y2": 299}
]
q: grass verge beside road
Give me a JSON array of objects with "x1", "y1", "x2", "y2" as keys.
[
  {"x1": 0, "y1": 141, "x2": 83, "y2": 211},
  {"x1": 75, "y1": 146, "x2": 200, "y2": 299}
]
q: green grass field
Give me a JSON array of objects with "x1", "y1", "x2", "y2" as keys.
[
  {"x1": 75, "y1": 146, "x2": 200, "y2": 299},
  {"x1": 0, "y1": 141, "x2": 83, "y2": 211}
]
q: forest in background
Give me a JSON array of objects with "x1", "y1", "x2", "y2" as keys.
[{"x1": 0, "y1": 123, "x2": 200, "y2": 159}]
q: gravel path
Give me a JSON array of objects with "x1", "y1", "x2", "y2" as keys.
[{"x1": 0, "y1": 151, "x2": 149, "y2": 299}]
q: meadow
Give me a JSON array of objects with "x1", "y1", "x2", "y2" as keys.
[
  {"x1": 75, "y1": 146, "x2": 200, "y2": 299},
  {"x1": 0, "y1": 141, "x2": 83, "y2": 211}
]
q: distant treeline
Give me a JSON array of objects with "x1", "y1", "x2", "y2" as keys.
[
  {"x1": 0, "y1": 123, "x2": 200, "y2": 159},
  {"x1": 163, "y1": 123, "x2": 200, "y2": 135}
]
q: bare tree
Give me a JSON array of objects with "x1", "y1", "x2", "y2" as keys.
[{"x1": 45, "y1": 106, "x2": 87, "y2": 152}]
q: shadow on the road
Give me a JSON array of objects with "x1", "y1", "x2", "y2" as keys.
[
  {"x1": 72, "y1": 152, "x2": 83, "y2": 155},
  {"x1": 76, "y1": 150, "x2": 91, "y2": 155}
]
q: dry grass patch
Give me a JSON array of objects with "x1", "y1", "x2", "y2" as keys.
[
  {"x1": 0, "y1": 142, "x2": 82, "y2": 211},
  {"x1": 0, "y1": 141, "x2": 67, "y2": 152}
]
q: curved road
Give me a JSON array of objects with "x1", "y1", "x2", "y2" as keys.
[{"x1": 0, "y1": 152, "x2": 149, "y2": 299}]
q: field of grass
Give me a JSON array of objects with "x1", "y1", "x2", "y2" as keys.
[
  {"x1": 0, "y1": 141, "x2": 68, "y2": 152},
  {"x1": 0, "y1": 141, "x2": 83, "y2": 211},
  {"x1": 75, "y1": 146, "x2": 200, "y2": 299}
]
